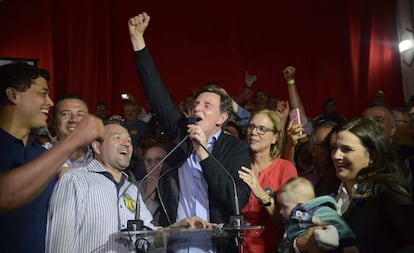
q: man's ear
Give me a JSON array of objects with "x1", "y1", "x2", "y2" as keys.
[
  {"x1": 91, "y1": 141, "x2": 101, "y2": 155},
  {"x1": 5, "y1": 87, "x2": 18, "y2": 104},
  {"x1": 216, "y1": 112, "x2": 229, "y2": 127}
]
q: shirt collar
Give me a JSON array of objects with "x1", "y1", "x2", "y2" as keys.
[
  {"x1": 0, "y1": 128, "x2": 36, "y2": 146},
  {"x1": 87, "y1": 159, "x2": 129, "y2": 179},
  {"x1": 209, "y1": 129, "x2": 222, "y2": 145},
  {"x1": 337, "y1": 181, "x2": 358, "y2": 196},
  {"x1": 69, "y1": 145, "x2": 93, "y2": 163}
]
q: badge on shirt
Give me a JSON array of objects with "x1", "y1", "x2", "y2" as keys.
[{"x1": 123, "y1": 193, "x2": 136, "y2": 213}]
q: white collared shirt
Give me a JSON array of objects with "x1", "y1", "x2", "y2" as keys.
[
  {"x1": 336, "y1": 182, "x2": 358, "y2": 215},
  {"x1": 46, "y1": 159, "x2": 154, "y2": 253},
  {"x1": 176, "y1": 130, "x2": 221, "y2": 222}
]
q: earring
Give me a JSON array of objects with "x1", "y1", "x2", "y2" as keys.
[{"x1": 369, "y1": 160, "x2": 373, "y2": 165}]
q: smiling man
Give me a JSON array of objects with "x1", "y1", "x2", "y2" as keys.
[
  {"x1": 128, "y1": 12, "x2": 250, "y2": 253},
  {"x1": 46, "y1": 121, "x2": 155, "y2": 252},
  {"x1": 46, "y1": 121, "x2": 213, "y2": 252},
  {"x1": 0, "y1": 63, "x2": 104, "y2": 253},
  {"x1": 51, "y1": 94, "x2": 93, "y2": 175}
]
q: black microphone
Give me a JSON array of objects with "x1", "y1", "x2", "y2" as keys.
[
  {"x1": 195, "y1": 140, "x2": 246, "y2": 251},
  {"x1": 187, "y1": 116, "x2": 202, "y2": 125},
  {"x1": 196, "y1": 143, "x2": 244, "y2": 228},
  {"x1": 161, "y1": 118, "x2": 243, "y2": 228},
  {"x1": 131, "y1": 116, "x2": 202, "y2": 230}
]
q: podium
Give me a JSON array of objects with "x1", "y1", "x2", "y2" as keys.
[{"x1": 117, "y1": 225, "x2": 264, "y2": 253}]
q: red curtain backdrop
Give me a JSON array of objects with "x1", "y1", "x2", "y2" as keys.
[
  {"x1": 0, "y1": 0, "x2": 55, "y2": 97},
  {"x1": 0, "y1": 0, "x2": 404, "y2": 119}
]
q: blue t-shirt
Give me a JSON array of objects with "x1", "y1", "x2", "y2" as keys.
[{"x1": 0, "y1": 129, "x2": 57, "y2": 253}]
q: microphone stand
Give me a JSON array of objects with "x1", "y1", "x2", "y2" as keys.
[
  {"x1": 131, "y1": 135, "x2": 190, "y2": 227},
  {"x1": 197, "y1": 143, "x2": 245, "y2": 253},
  {"x1": 128, "y1": 134, "x2": 193, "y2": 253},
  {"x1": 130, "y1": 116, "x2": 201, "y2": 231}
]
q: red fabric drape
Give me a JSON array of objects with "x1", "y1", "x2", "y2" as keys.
[
  {"x1": 348, "y1": 0, "x2": 404, "y2": 115},
  {"x1": 0, "y1": 0, "x2": 55, "y2": 98},
  {"x1": 50, "y1": 0, "x2": 114, "y2": 112},
  {"x1": 0, "y1": 0, "x2": 404, "y2": 118}
]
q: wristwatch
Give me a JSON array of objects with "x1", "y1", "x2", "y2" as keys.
[
  {"x1": 261, "y1": 187, "x2": 275, "y2": 206},
  {"x1": 261, "y1": 195, "x2": 274, "y2": 206}
]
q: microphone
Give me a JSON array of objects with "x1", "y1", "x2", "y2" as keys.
[
  {"x1": 187, "y1": 116, "x2": 202, "y2": 125},
  {"x1": 196, "y1": 143, "x2": 244, "y2": 228},
  {"x1": 164, "y1": 117, "x2": 243, "y2": 227},
  {"x1": 195, "y1": 140, "x2": 245, "y2": 251},
  {"x1": 131, "y1": 116, "x2": 202, "y2": 230}
]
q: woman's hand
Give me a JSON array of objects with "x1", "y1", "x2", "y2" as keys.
[{"x1": 238, "y1": 166, "x2": 261, "y2": 193}]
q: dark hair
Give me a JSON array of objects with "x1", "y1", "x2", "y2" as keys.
[
  {"x1": 224, "y1": 119, "x2": 244, "y2": 139},
  {"x1": 194, "y1": 82, "x2": 233, "y2": 122},
  {"x1": 143, "y1": 140, "x2": 171, "y2": 158},
  {"x1": 408, "y1": 94, "x2": 414, "y2": 105},
  {"x1": 310, "y1": 120, "x2": 338, "y2": 149},
  {"x1": 336, "y1": 118, "x2": 409, "y2": 195},
  {"x1": 52, "y1": 94, "x2": 89, "y2": 119},
  {"x1": 0, "y1": 62, "x2": 50, "y2": 105},
  {"x1": 323, "y1": 97, "x2": 337, "y2": 106},
  {"x1": 313, "y1": 112, "x2": 346, "y2": 128},
  {"x1": 124, "y1": 101, "x2": 141, "y2": 113},
  {"x1": 94, "y1": 120, "x2": 128, "y2": 143},
  {"x1": 96, "y1": 101, "x2": 108, "y2": 108}
]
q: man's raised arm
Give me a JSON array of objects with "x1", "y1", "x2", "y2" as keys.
[
  {"x1": 129, "y1": 12, "x2": 150, "y2": 52},
  {"x1": 0, "y1": 114, "x2": 104, "y2": 216}
]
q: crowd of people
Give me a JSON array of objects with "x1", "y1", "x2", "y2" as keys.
[{"x1": 1, "y1": 10, "x2": 414, "y2": 253}]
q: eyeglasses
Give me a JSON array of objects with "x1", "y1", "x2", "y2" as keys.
[{"x1": 246, "y1": 124, "x2": 276, "y2": 135}]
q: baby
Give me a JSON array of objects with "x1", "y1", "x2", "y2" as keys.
[{"x1": 277, "y1": 177, "x2": 358, "y2": 253}]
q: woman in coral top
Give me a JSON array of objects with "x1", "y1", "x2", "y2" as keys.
[{"x1": 239, "y1": 109, "x2": 298, "y2": 253}]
